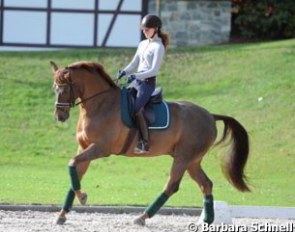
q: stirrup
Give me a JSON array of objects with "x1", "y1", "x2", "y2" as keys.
[{"x1": 134, "y1": 140, "x2": 150, "y2": 154}]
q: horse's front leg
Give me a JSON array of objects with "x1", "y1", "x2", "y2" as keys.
[
  {"x1": 69, "y1": 144, "x2": 100, "y2": 202},
  {"x1": 68, "y1": 143, "x2": 108, "y2": 203},
  {"x1": 56, "y1": 143, "x2": 108, "y2": 225},
  {"x1": 56, "y1": 160, "x2": 90, "y2": 224}
]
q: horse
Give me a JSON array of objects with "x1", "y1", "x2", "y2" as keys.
[{"x1": 50, "y1": 61, "x2": 250, "y2": 226}]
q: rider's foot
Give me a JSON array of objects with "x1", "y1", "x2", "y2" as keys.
[{"x1": 134, "y1": 140, "x2": 149, "y2": 154}]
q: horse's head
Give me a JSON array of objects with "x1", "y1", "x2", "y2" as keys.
[
  {"x1": 50, "y1": 60, "x2": 119, "y2": 122},
  {"x1": 50, "y1": 61, "x2": 78, "y2": 122}
]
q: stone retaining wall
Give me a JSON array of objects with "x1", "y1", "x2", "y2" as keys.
[{"x1": 148, "y1": 0, "x2": 232, "y2": 47}]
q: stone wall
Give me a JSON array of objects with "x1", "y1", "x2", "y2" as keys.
[{"x1": 148, "y1": 0, "x2": 232, "y2": 47}]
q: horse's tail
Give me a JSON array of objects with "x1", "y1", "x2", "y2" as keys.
[{"x1": 213, "y1": 114, "x2": 250, "y2": 192}]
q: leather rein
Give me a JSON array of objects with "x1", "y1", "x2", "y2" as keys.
[{"x1": 55, "y1": 72, "x2": 116, "y2": 109}]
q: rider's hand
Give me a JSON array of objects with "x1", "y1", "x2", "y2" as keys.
[
  {"x1": 116, "y1": 70, "x2": 126, "y2": 80},
  {"x1": 127, "y1": 75, "x2": 136, "y2": 83}
]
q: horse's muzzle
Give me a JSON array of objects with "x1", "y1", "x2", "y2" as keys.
[{"x1": 55, "y1": 109, "x2": 70, "y2": 122}]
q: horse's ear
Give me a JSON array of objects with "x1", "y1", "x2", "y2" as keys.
[{"x1": 50, "y1": 61, "x2": 58, "y2": 72}]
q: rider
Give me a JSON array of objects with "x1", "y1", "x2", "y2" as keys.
[{"x1": 117, "y1": 14, "x2": 169, "y2": 154}]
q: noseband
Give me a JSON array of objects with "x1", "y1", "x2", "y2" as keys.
[{"x1": 55, "y1": 82, "x2": 76, "y2": 108}]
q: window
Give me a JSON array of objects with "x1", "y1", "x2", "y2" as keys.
[{"x1": 0, "y1": 0, "x2": 147, "y2": 48}]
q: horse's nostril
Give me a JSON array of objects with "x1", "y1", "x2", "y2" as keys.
[{"x1": 55, "y1": 111, "x2": 69, "y2": 122}]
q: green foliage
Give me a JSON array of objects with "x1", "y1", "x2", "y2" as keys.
[
  {"x1": 233, "y1": 0, "x2": 295, "y2": 39},
  {"x1": 285, "y1": 14, "x2": 295, "y2": 37},
  {"x1": 0, "y1": 40, "x2": 294, "y2": 207}
]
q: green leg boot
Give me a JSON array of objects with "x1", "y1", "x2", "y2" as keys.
[{"x1": 203, "y1": 195, "x2": 214, "y2": 224}]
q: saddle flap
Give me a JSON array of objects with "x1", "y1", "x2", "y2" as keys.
[{"x1": 120, "y1": 87, "x2": 170, "y2": 130}]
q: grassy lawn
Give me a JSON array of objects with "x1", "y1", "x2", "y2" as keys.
[{"x1": 0, "y1": 39, "x2": 294, "y2": 208}]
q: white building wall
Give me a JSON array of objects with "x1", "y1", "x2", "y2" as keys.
[{"x1": 0, "y1": 0, "x2": 145, "y2": 49}]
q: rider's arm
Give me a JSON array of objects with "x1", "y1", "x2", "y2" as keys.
[{"x1": 122, "y1": 43, "x2": 141, "y2": 75}]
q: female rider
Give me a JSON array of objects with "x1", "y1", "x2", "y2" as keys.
[{"x1": 117, "y1": 14, "x2": 169, "y2": 154}]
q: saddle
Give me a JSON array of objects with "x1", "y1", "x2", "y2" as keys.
[{"x1": 120, "y1": 87, "x2": 170, "y2": 129}]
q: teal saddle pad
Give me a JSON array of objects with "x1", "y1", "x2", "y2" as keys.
[{"x1": 120, "y1": 87, "x2": 170, "y2": 130}]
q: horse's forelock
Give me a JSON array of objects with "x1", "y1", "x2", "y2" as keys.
[
  {"x1": 54, "y1": 68, "x2": 71, "y2": 84},
  {"x1": 67, "y1": 61, "x2": 118, "y2": 88}
]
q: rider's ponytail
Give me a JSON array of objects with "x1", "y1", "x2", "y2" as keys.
[{"x1": 158, "y1": 29, "x2": 170, "y2": 49}]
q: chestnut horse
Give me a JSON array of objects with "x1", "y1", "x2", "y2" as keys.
[{"x1": 50, "y1": 61, "x2": 250, "y2": 226}]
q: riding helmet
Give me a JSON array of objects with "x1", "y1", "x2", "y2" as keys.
[{"x1": 141, "y1": 14, "x2": 162, "y2": 29}]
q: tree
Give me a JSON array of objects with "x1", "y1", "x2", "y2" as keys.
[{"x1": 231, "y1": 0, "x2": 295, "y2": 40}]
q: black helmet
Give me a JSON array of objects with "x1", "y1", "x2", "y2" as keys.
[{"x1": 141, "y1": 14, "x2": 162, "y2": 29}]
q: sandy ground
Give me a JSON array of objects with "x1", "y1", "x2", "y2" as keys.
[{"x1": 0, "y1": 210, "x2": 294, "y2": 232}]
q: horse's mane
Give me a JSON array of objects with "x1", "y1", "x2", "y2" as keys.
[{"x1": 67, "y1": 61, "x2": 118, "y2": 89}]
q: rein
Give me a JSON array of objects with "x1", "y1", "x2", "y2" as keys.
[
  {"x1": 74, "y1": 88, "x2": 113, "y2": 107},
  {"x1": 55, "y1": 82, "x2": 113, "y2": 109},
  {"x1": 55, "y1": 68, "x2": 119, "y2": 109}
]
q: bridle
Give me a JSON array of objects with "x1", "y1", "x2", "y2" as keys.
[{"x1": 55, "y1": 72, "x2": 115, "y2": 109}]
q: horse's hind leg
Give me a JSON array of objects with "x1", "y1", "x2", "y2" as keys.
[
  {"x1": 134, "y1": 158, "x2": 188, "y2": 226},
  {"x1": 187, "y1": 160, "x2": 214, "y2": 224}
]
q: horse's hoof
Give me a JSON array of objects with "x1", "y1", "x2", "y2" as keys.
[
  {"x1": 55, "y1": 215, "x2": 66, "y2": 225},
  {"x1": 133, "y1": 217, "x2": 146, "y2": 226},
  {"x1": 79, "y1": 192, "x2": 88, "y2": 205}
]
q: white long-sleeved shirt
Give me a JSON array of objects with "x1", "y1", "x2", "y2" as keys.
[{"x1": 123, "y1": 34, "x2": 165, "y2": 81}]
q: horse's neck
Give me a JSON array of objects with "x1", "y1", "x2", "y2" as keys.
[
  {"x1": 81, "y1": 74, "x2": 109, "y2": 98},
  {"x1": 79, "y1": 89, "x2": 120, "y2": 125},
  {"x1": 77, "y1": 74, "x2": 119, "y2": 117}
]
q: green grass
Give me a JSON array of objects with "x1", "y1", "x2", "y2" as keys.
[{"x1": 0, "y1": 39, "x2": 294, "y2": 207}]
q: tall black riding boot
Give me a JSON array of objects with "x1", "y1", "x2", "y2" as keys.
[{"x1": 134, "y1": 109, "x2": 150, "y2": 154}]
